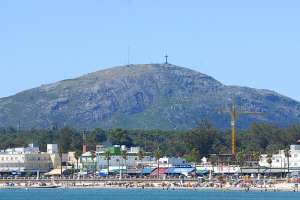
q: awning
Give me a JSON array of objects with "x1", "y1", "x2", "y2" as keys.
[
  {"x1": 196, "y1": 169, "x2": 209, "y2": 174},
  {"x1": 126, "y1": 169, "x2": 142, "y2": 174},
  {"x1": 142, "y1": 167, "x2": 153, "y2": 174},
  {"x1": 44, "y1": 168, "x2": 67, "y2": 176},
  {"x1": 166, "y1": 167, "x2": 195, "y2": 174}
]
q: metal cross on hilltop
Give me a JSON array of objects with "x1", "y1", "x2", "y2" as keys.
[{"x1": 164, "y1": 54, "x2": 168, "y2": 64}]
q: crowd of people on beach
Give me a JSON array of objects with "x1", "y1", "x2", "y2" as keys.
[{"x1": 0, "y1": 177, "x2": 299, "y2": 192}]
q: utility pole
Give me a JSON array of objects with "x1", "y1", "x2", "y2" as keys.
[
  {"x1": 83, "y1": 130, "x2": 87, "y2": 154},
  {"x1": 17, "y1": 120, "x2": 21, "y2": 132}
]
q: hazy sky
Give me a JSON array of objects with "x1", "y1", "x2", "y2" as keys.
[{"x1": 1, "y1": 1, "x2": 300, "y2": 100}]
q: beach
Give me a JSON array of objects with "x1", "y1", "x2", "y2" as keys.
[{"x1": 0, "y1": 178, "x2": 299, "y2": 192}]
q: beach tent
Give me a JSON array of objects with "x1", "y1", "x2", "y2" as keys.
[{"x1": 44, "y1": 168, "x2": 68, "y2": 176}]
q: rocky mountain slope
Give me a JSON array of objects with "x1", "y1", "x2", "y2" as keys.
[{"x1": 0, "y1": 64, "x2": 299, "y2": 130}]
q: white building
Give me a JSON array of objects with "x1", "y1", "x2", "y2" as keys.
[
  {"x1": 157, "y1": 157, "x2": 188, "y2": 167},
  {"x1": 47, "y1": 144, "x2": 58, "y2": 154},
  {"x1": 95, "y1": 145, "x2": 152, "y2": 170},
  {"x1": 79, "y1": 145, "x2": 190, "y2": 174},
  {"x1": 259, "y1": 144, "x2": 300, "y2": 170},
  {"x1": 0, "y1": 144, "x2": 61, "y2": 174}
]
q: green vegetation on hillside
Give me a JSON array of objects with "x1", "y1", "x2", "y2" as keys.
[{"x1": 1, "y1": 121, "x2": 300, "y2": 159}]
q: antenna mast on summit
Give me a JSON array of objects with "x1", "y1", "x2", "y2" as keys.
[{"x1": 127, "y1": 46, "x2": 131, "y2": 65}]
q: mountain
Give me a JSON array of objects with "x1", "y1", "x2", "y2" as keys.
[{"x1": 0, "y1": 64, "x2": 300, "y2": 131}]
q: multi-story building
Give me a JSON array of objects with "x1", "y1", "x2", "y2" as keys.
[
  {"x1": 80, "y1": 151, "x2": 96, "y2": 173},
  {"x1": 158, "y1": 157, "x2": 188, "y2": 167},
  {"x1": 0, "y1": 144, "x2": 60, "y2": 174},
  {"x1": 259, "y1": 144, "x2": 300, "y2": 171},
  {"x1": 79, "y1": 145, "x2": 153, "y2": 173},
  {"x1": 80, "y1": 145, "x2": 190, "y2": 174},
  {"x1": 96, "y1": 145, "x2": 152, "y2": 171}
]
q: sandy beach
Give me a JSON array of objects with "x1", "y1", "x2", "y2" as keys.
[{"x1": 0, "y1": 180, "x2": 299, "y2": 192}]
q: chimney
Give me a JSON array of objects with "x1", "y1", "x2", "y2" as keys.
[
  {"x1": 83, "y1": 130, "x2": 87, "y2": 153},
  {"x1": 83, "y1": 144, "x2": 87, "y2": 154}
]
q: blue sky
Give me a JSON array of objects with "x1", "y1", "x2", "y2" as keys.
[{"x1": 1, "y1": 0, "x2": 300, "y2": 100}]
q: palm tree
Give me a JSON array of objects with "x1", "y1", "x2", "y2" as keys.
[
  {"x1": 154, "y1": 150, "x2": 161, "y2": 179},
  {"x1": 190, "y1": 148, "x2": 199, "y2": 168},
  {"x1": 74, "y1": 150, "x2": 82, "y2": 173},
  {"x1": 116, "y1": 158, "x2": 121, "y2": 179},
  {"x1": 266, "y1": 153, "x2": 273, "y2": 176},
  {"x1": 137, "y1": 149, "x2": 144, "y2": 177},
  {"x1": 236, "y1": 150, "x2": 245, "y2": 175},
  {"x1": 104, "y1": 150, "x2": 111, "y2": 176},
  {"x1": 121, "y1": 150, "x2": 128, "y2": 175},
  {"x1": 252, "y1": 151, "x2": 261, "y2": 177},
  {"x1": 284, "y1": 148, "x2": 291, "y2": 177},
  {"x1": 91, "y1": 151, "x2": 96, "y2": 177}
]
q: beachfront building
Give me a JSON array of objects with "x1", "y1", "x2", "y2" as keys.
[
  {"x1": 78, "y1": 144, "x2": 193, "y2": 177},
  {"x1": 95, "y1": 145, "x2": 152, "y2": 173},
  {"x1": 78, "y1": 145, "x2": 152, "y2": 174},
  {"x1": 67, "y1": 152, "x2": 79, "y2": 167},
  {"x1": 260, "y1": 144, "x2": 300, "y2": 172},
  {"x1": 0, "y1": 144, "x2": 61, "y2": 174},
  {"x1": 80, "y1": 151, "x2": 96, "y2": 173},
  {"x1": 192, "y1": 155, "x2": 239, "y2": 175},
  {"x1": 158, "y1": 157, "x2": 188, "y2": 167}
]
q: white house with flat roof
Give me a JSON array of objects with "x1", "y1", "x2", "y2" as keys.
[
  {"x1": 259, "y1": 144, "x2": 300, "y2": 171},
  {"x1": 95, "y1": 145, "x2": 152, "y2": 171},
  {"x1": 0, "y1": 144, "x2": 61, "y2": 174}
]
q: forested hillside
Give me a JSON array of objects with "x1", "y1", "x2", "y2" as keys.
[{"x1": 1, "y1": 122, "x2": 300, "y2": 161}]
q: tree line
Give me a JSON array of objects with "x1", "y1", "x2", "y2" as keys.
[{"x1": 1, "y1": 121, "x2": 300, "y2": 162}]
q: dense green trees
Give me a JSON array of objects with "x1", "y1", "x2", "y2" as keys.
[
  {"x1": 1, "y1": 122, "x2": 300, "y2": 160},
  {"x1": 107, "y1": 128, "x2": 132, "y2": 146},
  {"x1": 184, "y1": 148, "x2": 200, "y2": 163}
]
